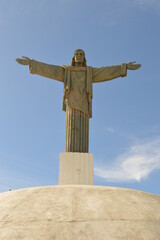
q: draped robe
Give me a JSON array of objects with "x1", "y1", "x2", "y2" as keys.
[{"x1": 29, "y1": 60, "x2": 127, "y2": 152}]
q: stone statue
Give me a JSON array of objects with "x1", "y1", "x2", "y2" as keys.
[{"x1": 16, "y1": 49, "x2": 141, "y2": 153}]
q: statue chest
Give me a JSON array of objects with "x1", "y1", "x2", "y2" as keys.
[{"x1": 70, "y1": 71, "x2": 86, "y2": 91}]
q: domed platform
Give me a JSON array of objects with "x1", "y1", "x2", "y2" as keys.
[{"x1": 0, "y1": 185, "x2": 160, "y2": 239}]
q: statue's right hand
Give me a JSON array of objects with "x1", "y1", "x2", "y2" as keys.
[{"x1": 16, "y1": 56, "x2": 30, "y2": 65}]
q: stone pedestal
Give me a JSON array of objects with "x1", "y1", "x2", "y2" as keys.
[{"x1": 59, "y1": 152, "x2": 94, "y2": 185}]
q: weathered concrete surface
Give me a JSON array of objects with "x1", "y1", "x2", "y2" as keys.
[
  {"x1": 59, "y1": 153, "x2": 94, "y2": 185},
  {"x1": 0, "y1": 185, "x2": 160, "y2": 239}
]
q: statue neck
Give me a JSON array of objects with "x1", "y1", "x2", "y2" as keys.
[{"x1": 75, "y1": 62, "x2": 84, "y2": 67}]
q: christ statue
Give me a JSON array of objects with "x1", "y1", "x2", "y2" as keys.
[{"x1": 16, "y1": 49, "x2": 141, "y2": 153}]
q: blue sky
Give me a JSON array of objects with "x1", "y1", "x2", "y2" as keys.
[{"x1": 0, "y1": 0, "x2": 160, "y2": 194}]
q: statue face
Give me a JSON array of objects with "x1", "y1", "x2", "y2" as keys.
[{"x1": 74, "y1": 50, "x2": 85, "y2": 64}]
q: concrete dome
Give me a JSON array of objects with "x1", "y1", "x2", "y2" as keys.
[{"x1": 0, "y1": 185, "x2": 160, "y2": 239}]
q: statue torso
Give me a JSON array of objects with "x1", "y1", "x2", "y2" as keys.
[{"x1": 65, "y1": 71, "x2": 89, "y2": 116}]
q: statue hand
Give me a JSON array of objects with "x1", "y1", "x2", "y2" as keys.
[
  {"x1": 127, "y1": 61, "x2": 141, "y2": 70},
  {"x1": 16, "y1": 56, "x2": 30, "y2": 65}
]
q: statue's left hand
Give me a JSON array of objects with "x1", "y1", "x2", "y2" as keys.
[
  {"x1": 127, "y1": 61, "x2": 141, "y2": 70},
  {"x1": 16, "y1": 56, "x2": 31, "y2": 65}
]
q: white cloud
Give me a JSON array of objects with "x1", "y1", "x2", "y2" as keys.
[
  {"x1": 105, "y1": 127, "x2": 115, "y2": 133},
  {"x1": 95, "y1": 137, "x2": 160, "y2": 182},
  {"x1": 134, "y1": 0, "x2": 159, "y2": 6},
  {"x1": 131, "y1": 0, "x2": 160, "y2": 11}
]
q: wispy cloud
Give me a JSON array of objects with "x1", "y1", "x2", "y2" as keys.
[
  {"x1": 0, "y1": 151, "x2": 41, "y2": 192},
  {"x1": 128, "y1": 0, "x2": 160, "y2": 12},
  {"x1": 0, "y1": 169, "x2": 34, "y2": 192},
  {"x1": 105, "y1": 127, "x2": 115, "y2": 133},
  {"x1": 0, "y1": 0, "x2": 159, "y2": 30},
  {"x1": 95, "y1": 136, "x2": 160, "y2": 182},
  {"x1": 133, "y1": 0, "x2": 160, "y2": 7}
]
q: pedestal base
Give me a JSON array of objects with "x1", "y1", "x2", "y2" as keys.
[{"x1": 59, "y1": 152, "x2": 94, "y2": 185}]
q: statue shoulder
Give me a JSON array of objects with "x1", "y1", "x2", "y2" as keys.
[{"x1": 61, "y1": 65, "x2": 70, "y2": 69}]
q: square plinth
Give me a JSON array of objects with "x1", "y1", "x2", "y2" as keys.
[{"x1": 59, "y1": 152, "x2": 94, "y2": 185}]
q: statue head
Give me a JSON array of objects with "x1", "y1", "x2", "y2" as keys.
[{"x1": 71, "y1": 49, "x2": 87, "y2": 67}]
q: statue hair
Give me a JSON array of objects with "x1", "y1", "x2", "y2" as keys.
[{"x1": 71, "y1": 49, "x2": 87, "y2": 67}]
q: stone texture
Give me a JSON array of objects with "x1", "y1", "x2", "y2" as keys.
[
  {"x1": 0, "y1": 185, "x2": 159, "y2": 239},
  {"x1": 59, "y1": 152, "x2": 94, "y2": 185}
]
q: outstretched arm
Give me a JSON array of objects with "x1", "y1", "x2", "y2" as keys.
[
  {"x1": 92, "y1": 62, "x2": 141, "y2": 83},
  {"x1": 16, "y1": 56, "x2": 64, "y2": 82}
]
